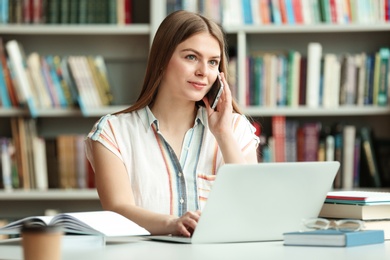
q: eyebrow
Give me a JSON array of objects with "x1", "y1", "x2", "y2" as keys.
[{"x1": 181, "y1": 48, "x2": 220, "y2": 59}]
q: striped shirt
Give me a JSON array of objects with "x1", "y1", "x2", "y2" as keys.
[{"x1": 85, "y1": 106, "x2": 259, "y2": 217}]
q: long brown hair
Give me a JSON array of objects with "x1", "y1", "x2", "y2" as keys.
[{"x1": 116, "y1": 10, "x2": 241, "y2": 114}]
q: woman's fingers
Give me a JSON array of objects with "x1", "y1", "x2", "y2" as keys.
[{"x1": 177, "y1": 211, "x2": 201, "y2": 237}]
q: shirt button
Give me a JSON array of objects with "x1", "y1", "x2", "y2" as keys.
[
  {"x1": 180, "y1": 198, "x2": 184, "y2": 204},
  {"x1": 178, "y1": 172, "x2": 182, "y2": 177}
]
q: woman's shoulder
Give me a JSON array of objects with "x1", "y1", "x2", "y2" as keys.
[
  {"x1": 88, "y1": 109, "x2": 145, "y2": 138},
  {"x1": 96, "y1": 109, "x2": 143, "y2": 124}
]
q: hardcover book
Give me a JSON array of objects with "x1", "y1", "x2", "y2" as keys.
[
  {"x1": 319, "y1": 202, "x2": 390, "y2": 220},
  {"x1": 325, "y1": 191, "x2": 390, "y2": 205},
  {"x1": 283, "y1": 229, "x2": 384, "y2": 247}
]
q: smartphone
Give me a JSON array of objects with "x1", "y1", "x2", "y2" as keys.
[{"x1": 207, "y1": 72, "x2": 224, "y2": 110}]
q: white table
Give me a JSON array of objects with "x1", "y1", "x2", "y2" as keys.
[{"x1": 0, "y1": 237, "x2": 389, "y2": 260}]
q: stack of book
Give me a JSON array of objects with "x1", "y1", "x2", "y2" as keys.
[{"x1": 319, "y1": 191, "x2": 390, "y2": 239}]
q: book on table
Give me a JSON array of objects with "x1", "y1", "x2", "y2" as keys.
[
  {"x1": 0, "y1": 211, "x2": 150, "y2": 237},
  {"x1": 319, "y1": 202, "x2": 390, "y2": 220},
  {"x1": 283, "y1": 229, "x2": 385, "y2": 247},
  {"x1": 324, "y1": 191, "x2": 390, "y2": 204},
  {"x1": 320, "y1": 191, "x2": 390, "y2": 220},
  {"x1": 360, "y1": 220, "x2": 390, "y2": 240},
  {"x1": 319, "y1": 190, "x2": 390, "y2": 240}
]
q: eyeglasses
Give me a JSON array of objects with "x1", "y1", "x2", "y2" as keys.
[{"x1": 302, "y1": 218, "x2": 365, "y2": 232}]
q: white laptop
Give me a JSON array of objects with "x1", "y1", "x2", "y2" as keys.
[{"x1": 149, "y1": 161, "x2": 340, "y2": 244}]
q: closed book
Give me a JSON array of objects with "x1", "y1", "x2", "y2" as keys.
[
  {"x1": 272, "y1": 115, "x2": 286, "y2": 162},
  {"x1": 360, "y1": 126, "x2": 381, "y2": 187},
  {"x1": 0, "y1": 61, "x2": 11, "y2": 108},
  {"x1": 341, "y1": 125, "x2": 356, "y2": 189},
  {"x1": 319, "y1": 203, "x2": 390, "y2": 220},
  {"x1": 26, "y1": 52, "x2": 52, "y2": 108},
  {"x1": 306, "y1": 42, "x2": 322, "y2": 107},
  {"x1": 361, "y1": 220, "x2": 390, "y2": 240},
  {"x1": 5, "y1": 40, "x2": 38, "y2": 117},
  {"x1": 283, "y1": 229, "x2": 384, "y2": 247},
  {"x1": 0, "y1": 38, "x2": 18, "y2": 107},
  {"x1": 325, "y1": 191, "x2": 390, "y2": 205},
  {"x1": 377, "y1": 48, "x2": 389, "y2": 106}
]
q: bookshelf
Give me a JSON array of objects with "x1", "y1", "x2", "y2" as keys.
[
  {"x1": 0, "y1": 1, "x2": 389, "y2": 218},
  {"x1": 0, "y1": 0, "x2": 159, "y2": 217}
]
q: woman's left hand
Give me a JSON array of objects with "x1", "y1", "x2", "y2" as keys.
[{"x1": 203, "y1": 72, "x2": 234, "y2": 140}]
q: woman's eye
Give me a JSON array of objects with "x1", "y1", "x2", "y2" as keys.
[
  {"x1": 209, "y1": 60, "x2": 219, "y2": 66},
  {"x1": 186, "y1": 55, "x2": 197, "y2": 60}
]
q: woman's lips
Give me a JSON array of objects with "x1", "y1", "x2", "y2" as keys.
[{"x1": 189, "y1": 81, "x2": 207, "y2": 90}]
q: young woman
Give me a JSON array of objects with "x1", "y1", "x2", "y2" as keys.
[{"x1": 85, "y1": 10, "x2": 259, "y2": 237}]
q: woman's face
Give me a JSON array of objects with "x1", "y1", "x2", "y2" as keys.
[{"x1": 160, "y1": 32, "x2": 221, "y2": 104}]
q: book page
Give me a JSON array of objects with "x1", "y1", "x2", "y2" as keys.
[
  {"x1": 51, "y1": 211, "x2": 150, "y2": 237},
  {"x1": 0, "y1": 216, "x2": 54, "y2": 234}
]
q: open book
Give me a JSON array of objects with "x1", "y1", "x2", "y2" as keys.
[{"x1": 0, "y1": 211, "x2": 150, "y2": 237}]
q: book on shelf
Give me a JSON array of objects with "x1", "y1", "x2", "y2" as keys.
[
  {"x1": 283, "y1": 229, "x2": 384, "y2": 247},
  {"x1": 322, "y1": 53, "x2": 340, "y2": 108},
  {"x1": 245, "y1": 44, "x2": 390, "y2": 109},
  {"x1": 377, "y1": 47, "x2": 389, "y2": 106},
  {"x1": 5, "y1": 40, "x2": 38, "y2": 117},
  {"x1": 26, "y1": 52, "x2": 52, "y2": 108},
  {"x1": 5, "y1": 0, "x2": 124, "y2": 24},
  {"x1": 45, "y1": 55, "x2": 68, "y2": 108},
  {"x1": 57, "y1": 135, "x2": 76, "y2": 189},
  {"x1": 360, "y1": 126, "x2": 381, "y2": 188},
  {"x1": 331, "y1": 122, "x2": 343, "y2": 188},
  {"x1": 271, "y1": 115, "x2": 286, "y2": 162},
  {"x1": 1, "y1": 123, "x2": 94, "y2": 190},
  {"x1": 319, "y1": 202, "x2": 390, "y2": 220},
  {"x1": 341, "y1": 125, "x2": 356, "y2": 189},
  {"x1": 302, "y1": 122, "x2": 321, "y2": 162},
  {"x1": 355, "y1": 52, "x2": 367, "y2": 106},
  {"x1": 86, "y1": 56, "x2": 113, "y2": 106},
  {"x1": 305, "y1": 42, "x2": 322, "y2": 107},
  {"x1": 56, "y1": 134, "x2": 92, "y2": 189},
  {"x1": 0, "y1": 211, "x2": 150, "y2": 237},
  {"x1": 0, "y1": 138, "x2": 13, "y2": 190},
  {"x1": 0, "y1": 38, "x2": 18, "y2": 107},
  {"x1": 0, "y1": 59, "x2": 11, "y2": 108},
  {"x1": 67, "y1": 55, "x2": 110, "y2": 114},
  {"x1": 375, "y1": 139, "x2": 390, "y2": 187},
  {"x1": 51, "y1": 55, "x2": 74, "y2": 107},
  {"x1": 285, "y1": 119, "x2": 298, "y2": 162}
]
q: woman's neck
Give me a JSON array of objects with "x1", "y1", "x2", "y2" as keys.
[{"x1": 150, "y1": 99, "x2": 198, "y2": 132}]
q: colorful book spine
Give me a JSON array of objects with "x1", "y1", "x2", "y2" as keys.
[
  {"x1": 306, "y1": 42, "x2": 322, "y2": 107},
  {"x1": 0, "y1": 61, "x2": 11, "y2": 107},
  {"x1": 5, "y1": 40, "x2": 37, "y2": 117},
  {"x1": 272, "y1": 115, "x2": 286, "y2": 162},
  {"x1": 377, "y1": 47, "x2": 389, "y2": 106}
]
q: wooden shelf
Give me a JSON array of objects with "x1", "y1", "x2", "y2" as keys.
[
  {"x1": 0, "y1": 108, "x2": 28, "y2": 117},
  {"x1": 0, "y1": 24, "x2": 151, "y2": 35},
  {"x1": 0, "y1": 189, "x2": 98, "y2": 200},
  {"x1": 225, "y1": 23, "x2": 390, "y2": 34},
  {"x1": 243, "y1": 106, "x2": 390, "y2": 117}
]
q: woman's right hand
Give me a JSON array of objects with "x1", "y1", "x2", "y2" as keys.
[{"x1": 168, "y1": 210, "x2": 201, "y2": 237}]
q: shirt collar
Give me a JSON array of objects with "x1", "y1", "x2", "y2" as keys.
[{"x1": 137, "y1": 106, "x2": 207, "y2": 131}]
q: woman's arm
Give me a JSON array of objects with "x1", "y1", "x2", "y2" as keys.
[
  {"x1": 203, "y1": 73, "x2": 258, "y2": 164},
  {"x1": 90, "y1": 141, "x2": 200, "y2": 237}
]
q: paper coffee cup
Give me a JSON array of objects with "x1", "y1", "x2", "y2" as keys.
[{"x1": 22, "y1": 224, "x2": 63, "y2": 260}]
